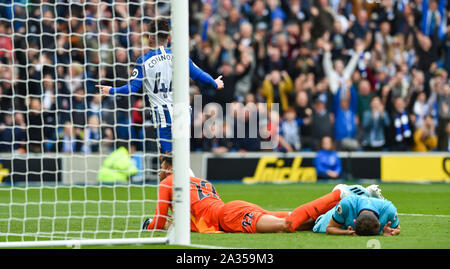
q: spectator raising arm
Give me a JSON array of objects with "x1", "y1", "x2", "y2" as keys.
[{"x1": 322, "y1": 40, "x2": 365, "y2": 95}]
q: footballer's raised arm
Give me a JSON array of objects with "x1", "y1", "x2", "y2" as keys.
[
  {"x1": 147, "y1": 177, "x2": 173, "y2": 230},
  {"x1": 96, "y1": 57, "x2": 144, "y2": 95},
  {"x1": 189, "y1": 59, "x2": 224, "y2": 90}
]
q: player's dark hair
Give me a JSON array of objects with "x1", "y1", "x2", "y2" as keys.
[
  {"x1": 161, "y1": 155, "x2": 173, "y2": 168},
  {"x1": 354, "y1": 211, "x2": 380, "y2": 236},
  {"x1": 149, "y1": 19, "x2": 170, "y2": 44}
]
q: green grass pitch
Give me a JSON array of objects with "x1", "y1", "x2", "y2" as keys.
[{"x1": 0, "y1": 183, "x2": 449, "y2": 249}]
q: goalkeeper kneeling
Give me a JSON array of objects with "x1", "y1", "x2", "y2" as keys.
[{"x1": 97, "y1": 143, "x2": 138, "y2": 183}]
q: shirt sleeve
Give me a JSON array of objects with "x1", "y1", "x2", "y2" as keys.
[
  {"x1": 147, "y1": 177, "x2": 172, "y2": 230},
  {"x1": 189, "y1": 59, "x2": 218, "y2": 89},
  {"x1": 332, "y1": 199, "x2": 349, "y2": 225},
  {"x1": 343, "y1": 50, "x2": 361, "y2": 80},
  {"x1": 109, "y1": 57, "x2": 144, "y2": 94},
  {"x1": 387, "y1": 204, "x2": 400, "y2": 228},
  {"x1": 322, "y1": 51, "x2": 338, "y2": 94}
]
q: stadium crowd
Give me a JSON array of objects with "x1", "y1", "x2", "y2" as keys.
[{"x1": 0, "y1": 0, "x2": 449, "y2": 156}]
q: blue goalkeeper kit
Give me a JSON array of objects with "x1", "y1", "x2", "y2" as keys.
[
  {"x1": 313, "y1": 195, "x2": 399, "y2": 234},
  {"x1": 109, "y1": 46, "x2": 218, "y2": 153}
]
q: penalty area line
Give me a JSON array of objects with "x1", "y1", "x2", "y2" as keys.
[{"x1": 398, "y1": 213, "x2": 450, "y2": 218}]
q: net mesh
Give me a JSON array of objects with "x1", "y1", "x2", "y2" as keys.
[{"x1": 0, "y1": 0, "x2": 172, "y2": 243}]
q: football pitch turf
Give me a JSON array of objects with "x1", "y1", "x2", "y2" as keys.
[{"x1": 0, "y1": 183, "x2": 449, "y2": 249}]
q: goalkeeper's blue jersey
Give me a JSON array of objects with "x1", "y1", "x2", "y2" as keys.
[
  {"x1": 110, "y1": 46, "x2": 218, "y2": 128},
  {"x1": 313, "y1": 196, "x2": 399, "y2": 234}
]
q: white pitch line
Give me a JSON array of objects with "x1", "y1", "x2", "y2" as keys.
[
  {"x1": 187, "y1": 243, "x2": 238, "y2": 249},
  {"x1": 274, "y1": 208, "x2": 450, "y2": 218},
  {"x1": 398, "y1": 213, "x2": 450, "y2": 218}
]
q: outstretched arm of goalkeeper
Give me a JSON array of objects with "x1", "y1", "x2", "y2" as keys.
[{"x1": 146, "y1": 180, "x2": 173, "y2": 230}]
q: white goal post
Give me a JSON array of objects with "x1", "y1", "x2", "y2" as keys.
[
  {"x1": 0, "y1": 0, "x2": 190, "y2": 247},
  {"x1": 169, "y1": 0, "x2": 191, "y2": 246}
]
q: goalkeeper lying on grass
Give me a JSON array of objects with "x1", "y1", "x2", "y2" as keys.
[{"x1": 142, "y1": 157, "x2": 390, "y2": 235}]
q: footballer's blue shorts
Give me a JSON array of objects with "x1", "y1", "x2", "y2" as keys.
[
  {"x1": 152, "y1": 105, "x2": 173, "y2": 153},
  {"x1": 156, "y1": 125, "x2": 172, "y2": 153}
]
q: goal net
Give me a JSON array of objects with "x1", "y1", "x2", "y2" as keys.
[{"x1": 0, "y1": 0, "x2": 190, "y2": 247}]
